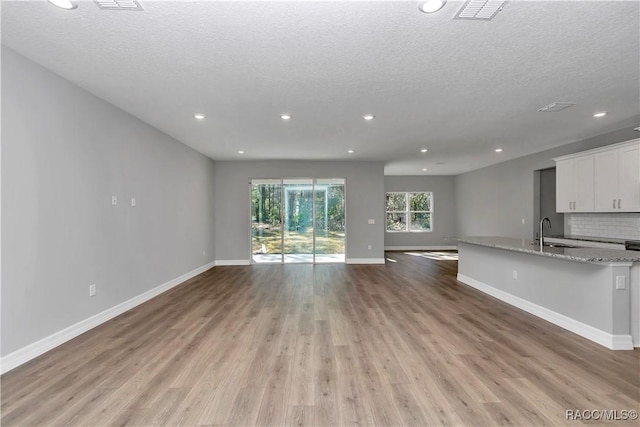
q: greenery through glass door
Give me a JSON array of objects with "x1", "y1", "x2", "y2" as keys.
[{"x1": 251, "y1": 179, "x2": 345, "y2": 261}]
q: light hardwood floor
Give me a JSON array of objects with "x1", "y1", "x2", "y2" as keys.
[{"x1": 2, "y1": 251, "x2": 639, "y2": 426}]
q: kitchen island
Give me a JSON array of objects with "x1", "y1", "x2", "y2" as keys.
[{"x1": 457, "y1": 236, "x2": 640, "y2": 350}]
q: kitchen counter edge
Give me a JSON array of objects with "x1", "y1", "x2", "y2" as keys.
[{"x1": 457, "y1": 236, "x2": 640, "y2": 264}]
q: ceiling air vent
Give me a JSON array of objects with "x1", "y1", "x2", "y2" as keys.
[
  {"x1": 94, "y1": 0, "x2": 143, "y2": 10},
  {"x1": 455, "y1": 0, "x2": 507, "y2": 20},
  {"x1": 538, "y1": 102, "x2": 576, "y2": 113}
]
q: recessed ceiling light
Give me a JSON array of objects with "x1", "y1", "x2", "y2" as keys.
[
  {"x1": 593, "y1": 112, "x2": 607, "y2": 118},
  {"x1": 419, "y1": 0, "x2": 446, "y2": 13},
  {"x1": 280, "y1": 114, "x2": 292, "y2": 120},
  {"x1": 420, "y1": 149, "x2": 428, "y2": 153},
  {"x1": 48, "y1": 0, "x2": 77, "y2": 9},
  {"x1": 237, "y1": 150, "x2": 245, "y2": 154},
  {"x1": 363, "y1": 114, "x2": 375, "y2": 121},
  {"x1": 495, "y1": 148, "x2": 503, "y2": 153},
  {"x1": 194, "y1": 113, "x2": 206, "y2": 120},
  {"x1": 347, "y1": 149, "x2": 355, "y2": 154},
  {"x1": 422, "y1": 168, "x2": 428, "y2": 171}
]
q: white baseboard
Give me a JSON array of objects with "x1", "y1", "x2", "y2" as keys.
[
  {"x1": 346, "y1": 258, "x2": 386, "y2": 265},
  {"x1": 384, "y1": 245, "x2": 457, "y2": 251},
  {"x1": 457, "y1": 273, "x2": 633, "y2": 350},
  {"x1": 0, "y1": 261, "x2": 216, "y2": 374},
  {"x1": 215, "y1": 259, "x2": 251, "y2": 266}
]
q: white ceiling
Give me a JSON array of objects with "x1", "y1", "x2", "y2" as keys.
[{"x1": 2, "y1": 0, "x2": 639, "y2": 175}]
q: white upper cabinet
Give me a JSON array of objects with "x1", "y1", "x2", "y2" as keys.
[
  {"x1": 555, "y1": 155, "x2": 594, "y2": 213},
  {"x1": 594, "y1": 150, "x2": 619, "y2": 211},
  {"x1": 617, "y1": 143, "x2": 640, "y2": 211},
  {"x1": 594, "y1": 142, "x2": 640, "y2": 212},
  {"x1": 555, "y1": 158, "x2": 574, "y2": 212},
  {"x1": 556, "y1": 139, "x2": 640, "y2": 213},
  {"x1": 575, "y1": 155, "x2": 596, "y2": 211}
]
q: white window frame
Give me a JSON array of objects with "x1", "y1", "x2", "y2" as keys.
[{"x1": 385, "y1": 191, "x2": 433, "y2": 233}]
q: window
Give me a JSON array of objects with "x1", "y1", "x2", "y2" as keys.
[{"x1": 386, "y1": 192, "x2": 432, "y2": 232}]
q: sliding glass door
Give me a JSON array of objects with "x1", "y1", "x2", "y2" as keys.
[
  {"x1": 251, "y1": 179, "x2": 283, "y2": 263},
  {"x1": 250, "y1": 178, "x2": 345, "y2": 263},
  {"x1": 283, "y1": 179, "x2": 314, "y2": 263},
  {"x1": 314, "y1": 179, "x2": 345, "y2": 263}
]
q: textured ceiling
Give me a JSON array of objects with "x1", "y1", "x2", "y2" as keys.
[{"x1": 2, "y1": 0, "x2": 639, "y2": 175}]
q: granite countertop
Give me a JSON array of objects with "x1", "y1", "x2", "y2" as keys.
[
  {"x1": 548, "y1": 235, "x2": 628, "y2": 244},
  {"x1": 457, "y1": 236, "x2": 640, "y2": 263}
]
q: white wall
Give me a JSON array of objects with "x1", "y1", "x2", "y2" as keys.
[
  {"x1": 213, "y1": 160, "x2": 385, "y2": 262},
  {"x1": 384, "y1": 176, "x2": 457, "y2": 249},
  {"x1": 456, "y1": 126, "x2": 640, "y2": 239},
  {"x1": 1, "y1": 47, "x2": 216, "y2": 357}
]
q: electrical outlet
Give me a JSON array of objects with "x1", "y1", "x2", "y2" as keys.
[
  {"x1": 368, "y1": 219, "x2": 375, "y2": 225},
  {"x1": 367, "y1": 245, "x2": 372, "y2": 250},
  {"x1": 616, "y1": 276, "x2": 626, "y2": 290},
  {"x1": 131, "y1": 197, "x2": 136, "y2": 207},
  {"x1": 512, "y1": 270, "x2": 518, "y2": 279},
  {"x1": 89, "y1": 284, "x2": 97, "y2": 297}
]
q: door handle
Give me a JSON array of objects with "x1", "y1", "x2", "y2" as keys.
[
  {"x1": 613, "y1": 199, "x2": 616, "y2": 209},
  {"x1": 619, "y1": 199, "x2": 622, "y2": 209}
]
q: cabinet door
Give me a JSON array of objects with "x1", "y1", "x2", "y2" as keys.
[
  {"x1": 617, "y1": 144, "x2": 640, "y2": 211},
  {"x1": 574, "y1": 155, "x2": 594, "y2": 212},
  {"x1": 555, "y1": 159, "x2": 574, "y2": 213},
  {"x1": 594, "y1": 150, "x2": 618, "y2": 212}
]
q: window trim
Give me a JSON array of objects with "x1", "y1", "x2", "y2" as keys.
[{"x1": 385, "y1": 191, "x2": 433, "y2": 233}]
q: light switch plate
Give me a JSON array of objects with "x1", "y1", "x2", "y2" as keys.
[
  {"x1": 131, "y1": 197, "x2": 136, "y2": 207},
  {"x1": 368, "y1": 219, "x2": 375, "y2": 224},
  {"x1": 111, "y1": 196, "x2": 117, "y2": 206}
]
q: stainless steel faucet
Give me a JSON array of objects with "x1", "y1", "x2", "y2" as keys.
[{"x1": 539, "y1": 217, "x2": 551, "y2": 250}]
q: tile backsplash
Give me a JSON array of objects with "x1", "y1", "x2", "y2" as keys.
[{"x1": 568, "y1": 213, "x2": 640, "y2": 240}]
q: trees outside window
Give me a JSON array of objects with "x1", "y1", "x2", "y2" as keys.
[{"x1": 386, "y1": 192, "x2": 432, "y2": 232}]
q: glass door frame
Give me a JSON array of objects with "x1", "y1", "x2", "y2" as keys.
[
  {"x1": 313, "y1": 178, "x2": 347, "y2": 264},
  {"x1": 249, "y1": 177, "x2": 346, "y2": 264},
  {"x1": 283, "y1": 178, "x2": 315, "y2": 264}
]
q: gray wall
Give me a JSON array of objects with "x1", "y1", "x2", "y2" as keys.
[
  {"x1": 214, "y1": 161, "x2": 385, "y2": 261},
  {"x1": 458, "y1": 243, "x2": 630, "y2": 337},
  {"x1": 384, "y1": 176, "x2": 457, "y2": 248},
  {"x1": 456, "y1": 127, "x2": 640, "y2": 239},
  {"x1": 1, "y1": 47, "x2": 216, "y2": 356}
]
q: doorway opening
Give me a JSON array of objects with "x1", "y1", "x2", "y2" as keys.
[
  {"x1": 534, "y1": 167, "x2": 564, "y2": 238},
  {"x1": 251, "y1": 178, "x2": 346, "y2": 264}
]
